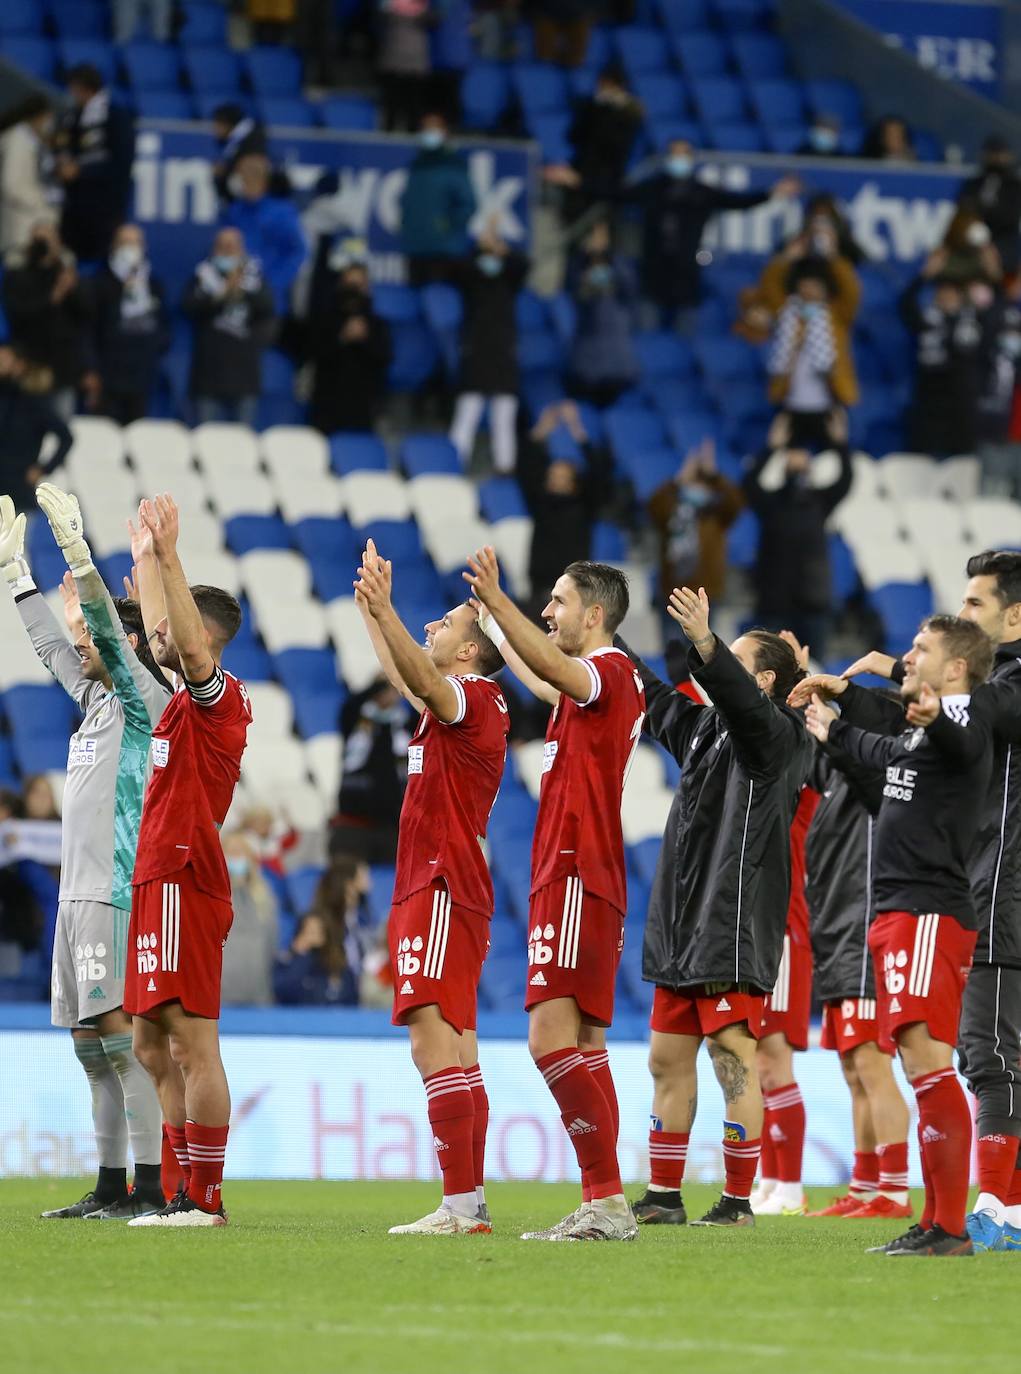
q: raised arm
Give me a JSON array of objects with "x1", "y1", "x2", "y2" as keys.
[
  {"x1": 615, "y1": 635, "x2": 704, "y2": 761},
  {"x1": 470, "y1": 598, "x2": 559, "y2": 707},
  {"x1": 807, "y1": 693, "x2": 901, "y2": 772},
  {"x1": 126, "y1": 507, "x2": 167, "y2": 643},
  {"x1": 353, "y1": 541, "x2": 462, "y2": 721},
  {"x1": 464, "y1": 545, "x2": 595, "y2": 705},
  {"x1": 140, "y1": 494, "x2": 212, "y2": 683},
  {"x1": 904, "y1": 683, "x2": 992, "y2": 768}
]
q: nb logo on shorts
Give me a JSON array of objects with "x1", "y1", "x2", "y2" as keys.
[
  {"x1": 397, "y1": 936, "x2": 424, "y2": 977},
  {"x1": 75, "y1": 941, "x2": 106, "y2": 984},
  {"x1": 528, "y1": 923, "x2": 555, "y2": 966},
  {"x1": 883, "y1": 949, "x2": 909, "y2": 995},
  {"x1": 136, "y1": 931, "x2": 158, "y2": 974},
  {"x1": 152, "y1": 738, "x2": 170, "y2": 769}
]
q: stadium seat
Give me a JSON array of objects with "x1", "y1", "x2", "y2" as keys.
[
  {"x1": 655, "y1": 0, "x2": 711, "y2": 30},
  {"x1": 630, "y1": 834, "x2": 664, "y2": 885},
  {"x1": 178, "y1": 2, "x2": 229, "y2": 45},
  {"x1": 627, "y1": 448, "x2": 681, "y2": 503},
  {"x1": 691, "y1": 77, "x2": 748, "y2": 124},
  {"x1": 400, "y1": 434, "x2": 461, "y2": 478},
  {"x1": 182, "y1": 46, "x2": 242, "y2": 95},
  {"x1": 261, "y1": 426, "x2": 329, "y2": 482},
  {"x1": 934, "y1": 455, "x2": 980, "y2": 502},
  {"x1": 632, "y1": 72, "x2": 690, "y2": 121},
  {"x1": 422, "y1": 518, "x2": 493, "y2": 574},
  {"x1": 225, "y1": 642, "x2": 274, "y2": 682},
  {"x1": 58, "y1": 39, "x2": 116, "y2": 85},
  {"x1": 672, "y1": 29, "x2": 729, "y2": 77},
  {"x1": 731, "y1": 31, "x2": 787, "y2": 77},
  {"x1": 592, "y1": 521, "x2": 628, "y2": 563},
  {"x1": 304, "y1": 733, "x2": 341, "y2": 804},
  {"x1": 330, "y1": 433, "x2": 390, "y2": 476},
  {"x1": 634, "y1": 331, "x2": 696, "y2": 380},
  {"x1": 341, "y1": 472, "x2": 411, "y2": 525},
  {"x1": 869, "y1": 582, "x2": 935, "y2": 653},
  {"x1": 761, "y1": 122, "x2": 808, "y2": 155},
  {"x1": 242, "y1": 738, "x2": 310, "y2": 792},
  {"x1": 604, "y1": 407, "x2": 668, "y2": 472},
  {"x1": 259, "y1": 97, "x2": 317, "y2": 128},
  {"x1": 285, "y1": 865, "x2": 326, "y2": 917},
  {"x1": 0, "y1": 37, "x2": 56, "y2": 79},
  {"x1": 274, "y1": 474, "x2": 345, "y2": 524},
  {"x1": 875, "y1": 453, "x2": 938, "y2": 501},
  {"x1": 48, "y1": 0, "x2": 108, "y2": 38},
  {"x1": 0, "y1": 0, "x2": 44, "y2": 35},
  {"x1": 192, "y1": 423, "x2": 261, "y2": 476},
  {"x1": 135, "y1": 90, "x2": 193, "y2": 119},
  {"x1": 747, "y1": 78, "x2": 806, "y2": 127},
  {"x1": 703, "y1": 121, "x2": 764, "y2": 152},
  {"x1": 240, "y1": 548, "x2": 311, "y2": 602},
  {"x1": 461, "y1": 61, "x2": 512, "y2": 130},
  {"x1": 614, "y1": 26, "x2": 668, "y2": 77},
  {"x1": 356, "y1": 519, "x2": 422, "y2": 565},
  {"x1": 225, "y1": 514, "x2": 291, "y2": 554},
  {"x1": 119, "y1": 41, "x2": 180, "y2": 90},
  {"x1": 326, "y1": 598, "x2": 382, "y2": 691},
  {"x1": 804, "y1": 78, "x2": 863, "y2": 127},
  {"x1": 966, "y1": 499, "x2": 1021, "y2": 550},
  {"x1": 244, "y1": 46, "x2": 302, "y2": 97},
  {"x1": 489, "y1": 517, "x2": 532, "y2": 599},
  {"x1": 206, "y1": 468, "x2": 277, "y2": 519},
  {"x1": 478, "y1": 477, "x2": 527, "y2": 524},
  {"x1": 256, "y1": 599, "x2": 330, "y2": 654},
  {"x1": 244, "y1": 682, "x2": 296, "y2": 738},
  {"x1": 388, "y1": 322, "x2": 440, "y2": 391},
  {"x1": 318, "y1": 96, "x2": 377, "y2": 131},
  {"x1": 511, "y1": 62, "x2": 570, "y2": 121},
  {"x1": 529, "y1": 114, "x2": 572, "y2": 165},
  {"x1": 293, "y1": 516, "x2": 359, "y2": 602},
  {"x1": 622, "y1": 787, "x2": 674, "y2": 845},
  {"x1": 408, "y1": 475, "x2": 478, "y2": 532}
]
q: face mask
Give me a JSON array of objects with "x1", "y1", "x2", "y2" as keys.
[
  {"x1": 226, "y1": 856, "x2": 250, "y2": 879},
  {"x1": 800, "y1": 301, "x2": 824, "y2": 320},
  {"x1": 966, "y1": 221, "x2": 992, "y2": 248},
  {"x1": 665, "y1": 155, "x2": 693, "y2": 179},
  {"x1": 214, "y1": 254, "x2": 240, "y2": 274},
  {"x1": 227, "y1": 171, "x2": 245, "y2": 198},
  {"x1": 683, "y1": 485, "x2": 714, "y2": 509},
  {"x1": 478, "y1": 253, "x2": 503, "y2": 276},
  {"x1": 364, "y1": 700, "x2": 404, "y2": 725},
  {"x1": 587, "y1": 263, "x2": 613, "y2": 289},
  {"x1": 810, "y1": 126, "x2": 838, "y2": 153},
  {"x1": 420, "y1": 129, "x2": 445, "y2": 150},
  {"x1": 111, "y1": 244, "x2": 142, "y2": 275}
]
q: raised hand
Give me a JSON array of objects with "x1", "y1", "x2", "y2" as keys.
[
  {"x1": 0, "y1": 494, "x2": 28, "y2": 585},
  {"x1": 353, "y1": 537, "x2": 393, "y2": 619},
  {"x1": 463, "y1": 546, "x2": 503, "y2": 607},
  {"x1": 805, "y1": 692, "x2": 837, "y2": 743},
  {"x1": 122, "y1": 565, "x2": 139, "y2": 601},
  {"x1": 127, "y1": 506, "x2": 154, "y2": 562},
  {"x1": 36, "y1": 482, "x2": 91, "y2": 570},
  {"x1": 841, "y1": 651, "x2": 896, "y2": 681},
  {"x1": 788, "y1": 672, "x2": 848, "y2": 710},
  {"x1": 58, "y1": 570, "x2": 85, "y2": 637},
  {"x1": 905, "y1": 681, "x2": 940, "y2": 728},
  {"x1": 139, "y1": 494, "x2": 180, "y2": 558},
  {"x1": 667, "y1": 585, "x2": 711, "y2": 645},
  {"x1": 779, "y1": 629, "x2": 810, "y2": 672}
]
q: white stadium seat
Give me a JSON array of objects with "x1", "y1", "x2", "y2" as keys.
[
  {"x1": 407, "y1": 475, "x2": 478, "y2": 534},
  {"x1": 624, "y1": 742, "x2": 665, "y2": 797},
  {"x1": 513, "y1": 739, "x2": 545, "y2": 800},
  {"x1": 965, "y1": 499, "x2": 1021, "y2": 550},
  {"x1": 422, "y1": 517, "x2": 494, "y2": 574},
  {"x1": 67, "y1": 415, "x2": 126, "y2": 466},
  {"x1": 241, "y1": 738, "x2": 310, "y2": 790},
  {"x1": 174, "y1": 508, "x2": 225, "y2": 556},
  {"x1": 273, "y1": 780, "x2": 329, "y2": 830},
  {"x1": 326, "y1": 597, "x2": 384, "y2": 691},
  {"x1": 243, "y1": 681, "x2": 295, "y2": 738},
  {"x1": 489, "y1": 517, "x2": 532, "y2": 598},
  {"x1": 304, "y1": 733, "x2": 342, "y2": 804},
  {"x1": 179, "y1": 549, "x2": 242, "y2": 596},
  {"x1": 618, "y1": 605, "x2": 662, "y2": 657},
  {"x1": 205, "y1": 467, "x2": 278, "y2": 519},
  {"x1": 239, "y1": 550, "x2": 311, "y2": 602},
  {"x1": 847, "y1": 451, "x2": 884, "y2": 502},
  {"x1": 935, "y1": 455, "x2": 980, "y2": 502},
  {"x1": 341, "y1": 472, "x2": 410, "y2": 525},
  {"x1": 260, "y1": 426, "x2": 330, "y2": 483},
  {"x1": 900, "y1": 500, "x2": 968, "y2": 565},
  {"x1": 256, "y1": 600, "x2": 329, "y2": 653},
  {"x1": 123, "y1": 420, "x2": 192, "y2": 477},
  {"x1": 875, "y1": 453, "x2": 938, "y2": 501},
  {"x1": 622, "y1": 787, "x2": 674, "y2": 845},
  {"x1": 273, "y1": 473, "x2": 346, "y2": 523},
  {"x1": 192, "y1": 423, "x2": 262, "y2": 476},
  {"x1": 0, "y1": 595, "x2": 56, "y2": 685}
]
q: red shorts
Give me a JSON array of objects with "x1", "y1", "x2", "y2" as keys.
[
  {"x1": 820, "y1": 996, "x2": 884, "y2": 1053},
  {"x1": 759, "y1": 935, "x2": 813, "y2": 1050},
  {"x1": 124, "y1": 869, "x2": 234, "y2": 1021},
  {"x1": 651, "y1": 983, "x2": 765, "y2": 1039},
  {"x1": 389, "y1": 881, "x2": 487, "y2": 1034},
  {"x1": 524, "y1": 876, "x2": 623, "y2": 1027},
  {"x1": 867, "y1": 910, "x2": 977, "y2": 1054}
]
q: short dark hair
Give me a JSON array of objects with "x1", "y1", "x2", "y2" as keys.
[
  {"x1": 112, "y1": 596, "x2": 167, "y2": 688},
  {"x1": 211, "y1": 102, "x2": 244, "y2": 127},
  {"x1": 191, "y1": 585, "x2": 243, "y2": 646},
  {"x1": 563, "y1": 560, "x2": 630, "y2": 634},
  {"x1": 462, "y1": 605, "x2": 504, "y2": 678},
  {"x1": 786, "y1": 256, "x2": 836, "y2": 296},
  {"x1": 965, "y1": 550, "x2": 1021, "y2": 609},
  {"x1": 921, "y1": 614, "x2": 994, "y2": 689},
  {"x1": 743, "y1": 629, "x2": 806, "y2": 700},
  {"x1": 67, "y1": 63, "x2": 104, "y2": 93}
]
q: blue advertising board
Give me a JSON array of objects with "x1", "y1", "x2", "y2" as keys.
[{"x1": 835, "y1": 0, "x2": 1002, "y2": 96}]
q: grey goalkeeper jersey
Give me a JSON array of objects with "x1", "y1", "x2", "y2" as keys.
[{"x1": 16, "y1": 585, "x2": 171, "y2": 910}]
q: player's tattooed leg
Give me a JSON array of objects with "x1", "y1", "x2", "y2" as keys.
[{"x1": 708, "y1": 1042, "x2": 749, "y2": 1104}]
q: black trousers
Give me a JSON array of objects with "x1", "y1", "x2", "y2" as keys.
[{"x1": 957, "y1": 962, "x2": 1021, "y2": 1137}]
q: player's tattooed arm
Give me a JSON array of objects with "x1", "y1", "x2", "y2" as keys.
[
  {"x1": 463, "y1": 546, "x2": 595, "y2": 706},
  {"x1": 707, "y1": 1041, "x2": 750, "y2": 1104}
]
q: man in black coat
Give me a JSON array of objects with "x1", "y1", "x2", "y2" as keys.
[
  {"x1": 211, "y1": 104, "x2": 269, "y2": 204},
  {"x1": 55, "y1": 64, "x2": 136, "y2": 264},
  {"x1": 1, "y1": 221, "x2": 89, "y2": 417},
  {"x1": 307, "y1": 261, "x2": 391, "y2": 435},
  {"x1": 330, "y1": 677, "x2": 410, "y2": 865},
  {"x1": 621, "y1": 588, "x2": 811, "y2": 1230},
  {"x1": 900, "y1": 260, "x2": 984, "y2": 458},
  {"x1": 82, "y1": 223, "x2": 169, "y2": 425},
  {"x1": 958, "y1": 136, "x2": 1021, "y2": 278}
]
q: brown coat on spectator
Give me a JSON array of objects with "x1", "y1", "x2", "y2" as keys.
[{"x1": 648, "y1": 472, "x2": 744, "y2": 604}]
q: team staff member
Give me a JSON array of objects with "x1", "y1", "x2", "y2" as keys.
[
  {"x1": 623, "y1": 591, "x2": 812, "y2": 1229},
  {"x1": 354, "y1": 539, "x2": 508, "y2": 1237},
  {"x1": 804, "y1": 744, "x2": 911, "y2": 1220},
  {"x1": 799, "y1": 615, "x2": 993, "y2": 1256}
]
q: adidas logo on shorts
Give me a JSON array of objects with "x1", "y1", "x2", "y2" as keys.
[
  {"x1": 400, "y1": 980, "x2": 415, "y2": 995},
  {"x1": 844, "y1": 1023, "x2": 854, "y2": 1037},
  {"x1": 889, "y1": 996, "x2": 902, "y2": 1013},
  {"x1": 529, "y1": 971, "x2": 547, "y2": 987},
  {"x1": 147, "y1": 978, "x2": 156, "y2": 991},
  {"x1": 716, "y1": 997, "x2": 731, "y2": 1012}
]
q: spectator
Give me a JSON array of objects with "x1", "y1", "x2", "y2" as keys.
[
  {"x1": 546, "y1": 65, "x2": 643, "y2": 211},
  {"x1": 627, "y1": 139, "x2": 798, "y2": 332},
  {"x1": 802, "y1": 192, "x2": 867, "y2": 265},
  {"x1": 0, "y1": 346, "x2": 73, "y2": 512},
  {"x1": 0, "y1": 787, "x2": 42, "y2": 951},
  {"x1": 738, "y1": 207, "x2": 863, "y2": 345},
  {"x1": 448, "y1": 225, "x2": 528, "y2": 472},
  {"x1": 331, "y1": 678, "x2": 410, "y2": 863},
  {"x1": 81, "y1": 223, "x2": 169, "y2": 425},
  {"x1": 219, "y1": 832, "x2": 280, "y2": 1006},
  {"x1": 860, "y1": 115, "x2": 916, "y2": 162},
  {"x1": 744, "y1": 410, "x2": 854, "y2": 657},
  {"x1": 273, "y1": 856, "x2": 369, "y2": 1006},
  {"x1": 474, "y1": 0, "x2": 519, "y2": 61},
  {"x1": 940, "y1": 207, "x2": 1003, "y2": 285},
  {"x1": 648, "y1": 440, "x2": 743, "y2": 607},
  {"x1": 567, "y1": 219, "x2": 638, "y2": 406},
  {"x1": 211, "y1": 104, "x2": 269, "y2": 204},
  {"x1": 378, "y1": 0, "x2": 433, "y2": 134},
  {"x1": 767, "y1": 255, "x2": 860, "y2": 449},
  {"x1": 113, "y1": 0, "x2": 171, "y2": 42},
  {"x1": 974, "y1": 278, "x2": 1021, "y2": 497},
  {"x1": 430, "y1": 0, "x2": 472, "y2": 125},
  {"x1": 958, "y1": 135, "x2": 1021, "y2": 277},
  {"x1": 247, "y1": 0, "x2": 297, "y2": 44},
  {"x1": 221, "y1": 154, "x2": 307, "y2": 314},
  {"x1": 532, "y1": 0, "x2": 591, "y2": 67},
  {"x1": 2, "y1": 221, "x2": 88, "y2": 417},
  {"x1": 798, "y1": 114, "x2": 844, "y2": 158},
  {"x1": 0, "y1": 97, "x2": 59, "y2": 257},
  {"x1": 399, "y1": 112, "x2": 476, "y2": 285},
  {"x1": 23, "y1": 774, "x2": 59, "y2": 822},
  {"x1": 307, "y1": 258, "x2": 392, "y2": 433},
  {"x1": 517, "y1": 400, "x2": 611, "y2": 609},
  {"x1": 182, "y1": 227, "x2": 276, "y2": 426},
  {"x1": 54, "y1": 64, "x2": 135, "y2": 264},
  {"x1": 900, "y1": 253, "x2": 985, "y2": 458},
  {"x1": 237, "y1": 804, "x2": 299, "y2": 877}
]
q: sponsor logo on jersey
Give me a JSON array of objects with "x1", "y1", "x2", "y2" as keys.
[
  {"x1": 400, "y1": 979, "x2": 415, "y2": 995},
  {"x1": 529, "y1": 970, "x2": 547, "y2": 986},
  {"x1": 396, "y1": 936, "x2": 424, "y2": 977},
  {"x1": 68, "y1": 737, "x2": 98, "y2": 769},
  {"x1": 844, "y1": 1023, "x2": 855, "y2": 1037},
  {"x1": 883, "y1": 764, "x2": 917, "y2": 801},
  {"x1": 889, "y1": 996, "x2": 902, "y2": 1013},
  {"x1": 152, "y1": 738, "x2": 170, "y2": 768},
  {"x1": 841, "y1": 998, "x2": 856, "y2": 1018},
  {"x1": 566, "y1": 1117, "x2": 597, "y2": 1136},
  {"x1": 407, "y1": 744, "x2": 424, "y2": 775},
  {"x1": 541, "y1": 740, "x2": 558, "y2": 774},
  {"x1": 769, "y1": 1123, "x2": 786, "y2": 1142}
]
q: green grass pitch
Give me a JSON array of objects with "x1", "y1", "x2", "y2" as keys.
[{"x1": 2, "y1": 1179, "x2": 1016, "y2": 1373}]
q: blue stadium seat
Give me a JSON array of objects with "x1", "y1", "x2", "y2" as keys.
[
  {"x1": 511, "y1": 62, "x2": 569, "y2": 120},
  {"x1": 182, "y1": 46, "x2": 242, "y2": 95},
  {"x1": 804, "y1": 78, "x2": 863, "y2": 127},
  {"x1": 330, "y1": 432, "x2": 389, "y2": 475},
  {"x1": 244, "y1": 46, "x2": 302, "y2": 97},
  {"x1": 627, "y1": 448, "x2": 682, "y2": 502},
  {"x1": 225, "y1": 514, "x2": 292, "y2": 554},
  {"x1": 478, "y1": 477, "x2": 527, "y2": 523},
  {"x1": 762, "y1": 123, "x2": 808, "y2": 155},
  {"x1": 318, "y1": 96, "x2": 377, "y2": 131},
  {"x1": 870, "y1": 582, "x2": 935, "y2": 652},
  {"x1": 592, "y1": 521, "x2": 627, "y2": 562},
  {"x1": 275, "y1": 648, "x2": 345, "y2": 738},
  {"x1": 0, "y1": 736, "x2": 17, "y2": 787},
  {"x1": 694, "y1": 333, "x2": 762, "y2": 386},
  {"x1": 731, "y1": 31, "x2": 787, "y2": 78},
  {"x1": 286, "y1": 865, "x2": 325, "y2": 917},
  {"x1": 355, "y1": 519, "x2": 422, "y2": 563},
  {"x1": 530, "y1": 113, "x2": 572, "y2": 165},
  {"x1": 647, "y1": 117, "x2": 703, "y2": 151},
  {"x1": 667, "y1": 409, "x2": 722, "y2": 453},
  {"x1": 47, "y1": 0, "x2": 108, "y2": 38},
  {"x1": 479, "y1": 953, "x2": 523, "y2": 1010},
  {"x1": 727, "y1": 507, "x2": 760, "y2": 570},
  {"x1": 704, "y1": 121, "x2": 764, "y2": 152},
  {"x1": 914, "y1": 130, "x2": 944, "y2": 163},
  {"x1": 293, "y1": 517, "x2": 360, "y2": 601},
  {"x1": 630, "y1": 835, "x2": 663, "y2": 885},
  {"x1": 672, "y1": 30, "x2": 730, "y2": 77},
  {"x1": 261, "y1": 349, "x2": 295, "y2": 399},
  {"x1": 3, "y1": 685, "x2": 77, "y2": 766},
  {"x1": 487, "y1": 916, "x2": 523, "y2": 960},
  {"x1": 58, "y1": 38, "x2": 116, "y2": 84},
  {"x1": 634, "y1": 331, "x2": 696, "y2": 381},
  {"x1": 633, "y1": 72, "x2": 690, "y2": 121},
  {"x1": 259, "y1": 97, "x2": 318, "y2": 128},
  {"x1": 487, "y1": 783, "x2": 537, "y2": 840},
  {"x1": 135, "y1": 90, "x2": 193, "y2": 119},
  {"x1": 747, "y1": 78, "x2": 806, "y2": 127},
  {"x1": 225, "y1": 642, "x2": 275, "y2": 682},
  {"x1": 614, "y1": 25, "x2": 669, "y2": 77},
  {"x1": 400, "y1": 434, "x2": 460, "y2": 477},
  {"x1": 367, "y1": 864, "x2": 395, "y2": 921},
  {"x1": 190, "y1": 91, "x2": 252, "y2": 122},
  {"x1": 388, "y1": 322, "x2": 439, "y2": 391},
  {"x1": 0, "y1": 37, "x2": 56, "y2": 79},
  {"x1": 120, "y1": 41, "x2": 180, "y2": 91},
  {"x1": 0, "y1": 0, "x2": 44, "y2": 35},
  {"x1": 829, "y1": 532, "x2": 859, "y2": 605},
  {"x1": 604, "y1": 407, "x2": 667, "y2": 468},
  {"x1": 461, "y1": 61, "x2": 511, "y2": 131},
  {"x1": 373, "y1": 284, "x2": 420, "y2": 323},
  {"x1": 518, "y1": 328, "x2": 564, "y2": 374},
  {"x1": 714, "y1": 0, "x2": 774, "y2": 30},
  {"x1": 178, "y1": 3, "x2": 229, "y2": 45},
  {"x1": 420, "y1": 282, "x2": 462, "y2": 374},
  {"x1": 513, "y1": 290, "x2": 548, "y2": 333},
  {"x1": 655, "y1": 0, "x2": 711, "y2": 30},
  {"x1": 691, "y1": 77, "x2": 748, "y2": 124},
  {"x1": 647, "y1": 377, "x2": 703, "y2": 414},
  {"x1": 520, "y1": 371, "x2": 563, "y2": 420}
]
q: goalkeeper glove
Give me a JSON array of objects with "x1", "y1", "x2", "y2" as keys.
[
  {"x1": 475, "y1": 603, "x2": 506, "y2": 651},
  {"x1": 0, "y1": 494, "x2": 32, "y2": 590},
  {"x1": 35, "y1": 483, "x2": 93, "y2": 574}
]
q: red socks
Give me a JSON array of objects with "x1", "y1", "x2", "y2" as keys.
[
  {"x1": 464, "y1": 1064, "x2": 489, "y2": 1191},
  {"x1": 762, "y1": 1083, "x2": 805, "y2": 1183},
  {"x1": 913, "y1": 1068, "x2": 972, "y2": 1236},
  {"x1": 161, "y1": 1123, "x2": 186, "y2": 1202},
  {"x1": 580, "y1": 1049, "x2": 619, "y2": 1201},
  {"x1": 165, "y1": 1122, "x2": 191, "y2": 1193},
  {"x1": 649, "y1": 1128, "x2": 689, "y2": 1190},
  {"x1": 185, "y1": 1120, "x2": 228, "y2": 1213},
  {"x1": 424, "y1": 1067, "x2": 476, "y2": 1198},
  {"x1": 759, "y1": 1125, "x2": 777, "y2": 1181},
  {"x1": 851, "y1": 1149, "x2": 879, "y2": 1197},
  {"x1": 876, "y1": 1140, "x2": 908, "y2": 1199},
  {"x1": 723, "y1": 1131, "x2": 762, "y2": 1199},
  {"x1": 977, "y1": 1132, "x2": 1020, "y2": 1204},
  {"x1": 537, "y1": 1048, "x2": 622, "y2": 1200}
]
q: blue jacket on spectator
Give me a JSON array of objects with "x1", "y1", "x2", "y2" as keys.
[
  {"x1": 222, "y1": 194, "x2": 306, "y2": 313},
  {"x1": 399, "y1": 145, "x2": 476, "y2": 263},
  {"x1": 273, "y1": 950, "x2": 358, "y2": 1006}
]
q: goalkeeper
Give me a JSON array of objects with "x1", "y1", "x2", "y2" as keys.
[{"x1": 0, "y1": 485, "x2": 172, "y2": 1220}]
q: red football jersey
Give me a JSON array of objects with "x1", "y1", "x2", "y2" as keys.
[
  {"x1": 531, "y1": 647, "x2": 646, "y2": 913},
  {"x1": 786, "y1": 784, "x2": 821, "y2": 948},
  {"x1": 393, "y1": 674, "x2": 509, "y2": 917},
  {"x1": 133, "y1": 668, "x2": 252, "y2": 901}
]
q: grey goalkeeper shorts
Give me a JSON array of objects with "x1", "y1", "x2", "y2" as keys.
[{"x1": 50, "y1": 899, "x2": 131, "y2": 1028}]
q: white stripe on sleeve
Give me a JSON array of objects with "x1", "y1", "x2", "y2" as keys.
[{"x1": 577, "y1": 658, "x2": 602, "y2": 708}]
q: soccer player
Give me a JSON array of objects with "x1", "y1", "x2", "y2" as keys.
[
  {"x1": 465, "y1": 551, "x2": 644, "y2": 1242},
  {"x1": 353, "y1": 539, "x2": 508, "y2": 1235},
  {"x1": 804, "y1": 744, "x2": 911, "y2": 1219},
  {"x1": 622, "y1": 591, "x2": 811, "y2": 1228},
  {"x1": 0, "y1": 489, "x2": 169, "y2": 1220},
  {"x1": 70, "y1": 493, "x2": 251, "y2": 1228},
  {"x1": 800, "y1": 615, "x2": 994, "y2": 1255},
  {"x1": 751, "y1": 783, "x2": 819, "y2": 1217}
]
